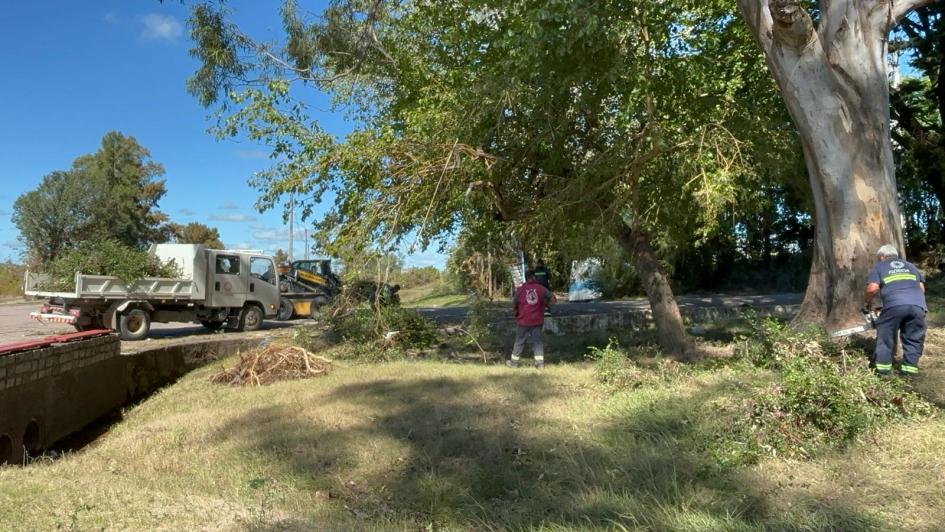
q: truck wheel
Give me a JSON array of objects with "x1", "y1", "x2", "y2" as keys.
[
  {"x1": 200, "y1": 320, "x2": 225, "y2": 331},
  {"x1": 237, "y1": 305, "x2": 263, "y2": 332},
  {"x1": 277, "y1": 299, "x2": 294, "y2": 321},
  {"x1": 119, "y1": 309, "x2": 151, "y2": 341}
]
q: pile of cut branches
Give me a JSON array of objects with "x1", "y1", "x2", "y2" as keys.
[{"x1": 211, "y1": 345, "x2": 332, "y2": 386}]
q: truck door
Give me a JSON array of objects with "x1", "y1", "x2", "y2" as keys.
[
  {"x1": 249, "y1": 256, "x2": 280, "y2": 317},
  {"x1": 208, "y1": 252, "x2": 246, "y2": 308}
]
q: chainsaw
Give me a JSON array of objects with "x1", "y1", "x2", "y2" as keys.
[{"x1": 829, "y1": 308, "x2": 880, "y2": 338}]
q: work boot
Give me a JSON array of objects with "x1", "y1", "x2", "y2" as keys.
[
  {"x1": 506, "y1": 359, "x2": 519, "y2": 369},
  {"x1": 534, "y1": 361, "x2": 544, "y2": 370}
]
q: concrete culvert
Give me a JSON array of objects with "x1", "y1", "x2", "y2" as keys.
[
  {"x1": 22, "y1": 420, "x2": 42, "y2": 456},
  {"x1": 0, "y1": 434, "x2": 12, "y2": 464}
]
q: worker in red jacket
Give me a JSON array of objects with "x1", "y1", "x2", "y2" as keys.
[{"x1": 507, "y1": 270, "x2": 556, "y2": 369}]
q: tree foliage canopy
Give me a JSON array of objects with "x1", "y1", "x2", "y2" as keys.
[
  {"x1": 13, "y1": 132, "x2": 170, "y2": 266},
  {"x1": 168, "y1": 222, "x2": 226, "y2": 249},
  {"x1": 189, "y1": 0, "x2": 791, "y2": 265}
]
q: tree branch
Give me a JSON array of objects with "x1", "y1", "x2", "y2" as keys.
[
  {"x1": 888, "y1": 0, "x2": 939, "y2": 30},
  {"x1": 736, "y1": 0, "x2": 775, "y2": 50}
]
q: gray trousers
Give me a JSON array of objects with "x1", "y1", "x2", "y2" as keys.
[{"x1": 511, "y1": 325, "x2": 544, "y2": 361}]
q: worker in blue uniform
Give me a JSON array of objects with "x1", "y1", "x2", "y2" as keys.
[{"x1": 864, "y1": 244, "x2": 927, "y2": 378}]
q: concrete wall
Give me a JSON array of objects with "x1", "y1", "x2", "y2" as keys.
[
  {"x1": 0, "y1": 335, "x2": 124, "y2": 464},
  {"x1": 493, "y1": 304, "x2": 801, "y2": 337},
  {"x1": 0, "y1": 335, "x2": 263, "y2": 465}
]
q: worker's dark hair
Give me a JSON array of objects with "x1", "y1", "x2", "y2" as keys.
[{"x1": 525, "y1": 269, "x2": 536, "y2": 280}]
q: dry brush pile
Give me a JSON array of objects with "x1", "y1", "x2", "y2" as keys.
[{"x1": 211, "y1": 345, "x2": 332, "y2": 386}]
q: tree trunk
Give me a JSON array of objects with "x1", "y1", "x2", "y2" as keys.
[
  {"x1": 618, "y1": 226, "x2": 695, "y2": 359},
  {"x1": 736, "y1": 0, "x2": 935, "y2": 329}
]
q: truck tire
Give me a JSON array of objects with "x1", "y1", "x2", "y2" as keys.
[
  {"x1": 277, "y1": 299, "x2": 294, "y2": 321},
  {"x1": 200, "y1": 320, "x2": 225, "y2": 331},
  {"x1": 119, "y1": 309, "x2": 151, "y2": 341},
  {"x1": 237, "y1": 305, "x2": 263, "y2": 332}
]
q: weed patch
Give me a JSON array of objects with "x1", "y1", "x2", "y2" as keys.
[{"x1": 715, "y1": 319, "x2": 935, "y2": 467}]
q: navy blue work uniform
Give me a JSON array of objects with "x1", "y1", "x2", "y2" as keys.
[{"x1": 867, "y1": 258, "x2": 927, "y2": 375}]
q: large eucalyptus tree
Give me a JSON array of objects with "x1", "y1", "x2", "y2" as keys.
[{"x1": 737, "y1": 0, "x2": 938, "y2": 328}]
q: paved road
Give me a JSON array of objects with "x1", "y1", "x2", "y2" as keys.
[
  {"x1": 0, "y1": 302, "x2": 299, "y2": 345},
  {"x1": 0, "y1": 293, "x2": 803, "y2": 345}
]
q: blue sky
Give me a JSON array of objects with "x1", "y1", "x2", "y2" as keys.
[{"x1": 0, "y1": 1, "x2": 447, "y2": 268}]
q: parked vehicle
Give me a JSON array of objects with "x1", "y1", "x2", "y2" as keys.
[
  {"x1": 276, "y1": 259, "x2": 342, "y2": 319},
  {"x1": 24, "y1": 244, "x2": 281, "y2": 340}
]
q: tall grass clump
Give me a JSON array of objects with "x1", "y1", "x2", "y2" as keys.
[{"x1": 585, "y1": 338, "x2": 683, "y2": 390}]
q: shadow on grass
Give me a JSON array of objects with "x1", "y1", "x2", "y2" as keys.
[{"x1": 213, "y1": 371, "x2": 882, "y2": 530}]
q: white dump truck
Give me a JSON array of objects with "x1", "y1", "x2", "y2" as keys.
[{"x1": 24, "y1": 244, "x2": 282, "y2": 340}]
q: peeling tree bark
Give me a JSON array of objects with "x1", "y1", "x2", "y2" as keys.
[{"x1": 737, "y1": 0, "x2": 938, "y2": 329}]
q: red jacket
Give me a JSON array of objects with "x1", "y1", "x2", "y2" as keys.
[{"x1": 514, "y1": 281, "x2": 552, "y2": 327}]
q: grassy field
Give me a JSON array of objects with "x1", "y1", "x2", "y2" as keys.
[
  {"x1": 1, "y1": 326, "x2": 944, "y2": 530},
  {"x1": 399, "y1": 282, "x2": 469, "y2": 308}
]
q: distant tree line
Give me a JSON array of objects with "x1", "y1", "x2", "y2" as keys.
[{"x1": 12, "y1": 131, "x2": 225, "y2": 268}]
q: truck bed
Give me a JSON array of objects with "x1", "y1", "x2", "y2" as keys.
[{"x1": 24, "y1": 271, "x2": 198, "y2": 301}]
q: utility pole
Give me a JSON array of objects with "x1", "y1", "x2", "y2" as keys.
[
  {"x1": 288, "y1": 195, "x2": 294, "y2": 262},
  {"x1": 304, "y1": 228, "x2": 309, "y2": 260}
]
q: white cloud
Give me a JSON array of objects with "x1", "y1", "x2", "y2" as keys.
[
  {"x1": 103, "y1": 12, "x2": 121, "y2": 25},
  {"x1": 2, "y1": 241, "x2": 22, "y2": 249},
  {"x1": 221, "y1": 202, "x2": 240, "y2": 210},
  {"x1": 177, "y1": 208, "x2": 196, "y2": 217},
  {"x1": 251, "y1": 226, "x2": 307, "y2": 243},
  {"x1": 141, "y1": 13, "x2": 182, "y2": 42},
  {"x1": 209, "y1": 213, "x2": 257, "y2": 223}
]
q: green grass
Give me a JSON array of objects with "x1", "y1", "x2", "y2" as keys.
[
  {"x1": 399, "y1": 282, "x2": 469, "y2": 308},
  {"x1": 2, "y1": 334, "x2": 944, "y2": 530}
]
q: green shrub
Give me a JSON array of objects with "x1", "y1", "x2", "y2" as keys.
[
  {"x1": 330, "y1": 306, "x2": 439, "y2": 351},
  {"x1": 733, "y1": 316, "x2": 824, "y2": 369},
  {"x1": 0, "y1": 262, "x2": 26, "y2": 297},
  {"x1": 714, "y1": 320, "x2": 934, "y2": 467},
  {"x1": 585, "y1": 339, "x2": 663, "y2": 389},
  {"x1": 41, "y1": 240, "x2": 181, "y2": 290}
]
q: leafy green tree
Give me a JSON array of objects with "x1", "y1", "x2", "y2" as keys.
[
  {"x1": 12, "y1": 171, "x2": 95, "y2": 266},
  {"x1": 12, "y1": 132, "x2": 170, "y2": 266},
  {"x1": 890, "y1": 6, "x2": 945, "y2": 253},
  {"x1": 74, "y1": 132, "x2": 169, "y2": 248},
  {"x1": 186, "y1": 1, "x2": 790, "y2": 357},
  {"x1": 168, "y1": 222, "x2": 225, "y2": 249},
  {"x1": 274, "y1": 248, "x2": 290, "y2": 266}
]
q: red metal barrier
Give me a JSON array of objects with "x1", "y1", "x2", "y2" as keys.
[{"x1": 0, "y1": 329, "x2": 113, "y2": 357}]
